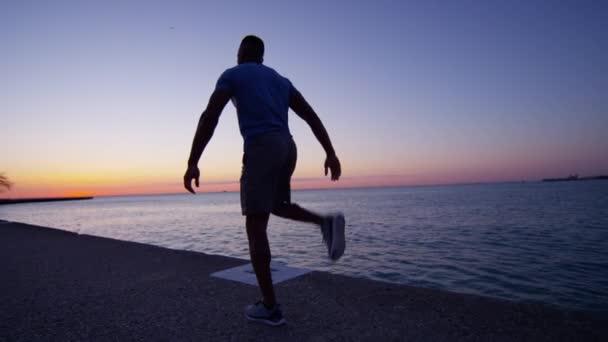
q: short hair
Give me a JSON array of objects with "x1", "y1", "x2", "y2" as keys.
[{"x1": 241, "y1": 35, "x2": 264, "y2": 60}]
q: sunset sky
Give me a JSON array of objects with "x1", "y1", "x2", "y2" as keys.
[{"x1": 2, "y1": 0, "x2": 607, "y2": 198}]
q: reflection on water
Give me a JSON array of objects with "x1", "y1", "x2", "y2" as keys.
[{"x1": 1, "y1": 181, "x2": 607, "y2": 313}]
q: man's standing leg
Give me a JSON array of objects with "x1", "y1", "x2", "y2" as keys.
[
  {"x1": 241, "y1": 136, "x2": 286, "y2": 326},
  {"x1": 245, "y1": 213, "x2": 276, "y2": 308},
  {"x1": 244, "y1": 212, "x2": 286, "y2": 326}
]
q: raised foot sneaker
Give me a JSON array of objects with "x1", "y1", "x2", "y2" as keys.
[
  {"x1": 245, "y1": 301, "x2": 286, "y2": 327},
  {"x1": 321, "y1": 213, "x2": 346, "y2": 260}
]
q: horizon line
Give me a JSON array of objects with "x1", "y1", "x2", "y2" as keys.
[
  {"x1": 0, "y1": 179, "x2": 543, "y2": 200},
  {"x1": 3, "y1": 173, "x2": 607, "y2": 199}
]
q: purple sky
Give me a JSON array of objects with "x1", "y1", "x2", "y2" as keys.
[{"x1": 1, "y1": 0, "x2": 607, "y2": 196}]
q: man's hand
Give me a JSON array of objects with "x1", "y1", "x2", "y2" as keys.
[
  {"x1": 183, "y1": 166, "x2": 200, "y2": 194},
  {"x1": 185, "y1": 88, "x2": 231, "y2": 191},
  {"x1": 324, "y1": 154, "x2": 341, "y2": 181}
]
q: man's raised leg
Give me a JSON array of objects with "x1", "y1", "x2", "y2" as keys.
[
  {"x1": 272, "y1": 203, "x2": 323, "y2": 225},
  {"x1": 273, "y1": 203, "x2": 345, "y2": 260}
]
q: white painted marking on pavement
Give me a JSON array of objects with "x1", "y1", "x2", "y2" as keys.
[{"x1": 210, "y1": 262, "x2": 312, "y2": 286}]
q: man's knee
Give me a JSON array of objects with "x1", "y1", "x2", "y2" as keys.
[
  {"x1": 271, "y1": 202, "x2": 298, "y2": 217},
  {"x1": 248, "y1": 237, "x2": 271, "y2": 264},
  {"x1": 246, "y1": 213, "x2": 271, "y2": 263},
  {"x1": 251, "y1": 248, "x2": 271, "y2": 265},
  {"x1": 246, "y1": 213, "x2": 269, "y2": 232}
]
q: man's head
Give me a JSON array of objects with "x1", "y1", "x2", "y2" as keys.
[{"x1": 238, "y1": 35, "x2": 264, "y2": 64}]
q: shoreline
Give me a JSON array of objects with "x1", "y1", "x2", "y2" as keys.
[{"x1": 1, "y1": 220, "x2": 605, "y2": 340}]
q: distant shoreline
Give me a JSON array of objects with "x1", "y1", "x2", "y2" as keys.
[{"x1": 0, "y1": 196, "x2": 94, "y2": 205}]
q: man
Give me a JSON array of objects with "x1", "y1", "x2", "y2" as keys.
[{"x1": 184, "y1": 35, "x2": 345, "y2": 327}]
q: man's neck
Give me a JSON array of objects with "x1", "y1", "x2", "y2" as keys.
[{"x1": 238, "y1": 60, "x2": 262, "y2": 65}]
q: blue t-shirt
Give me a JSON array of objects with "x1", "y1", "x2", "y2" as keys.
[{"x1": 215, "y1": 62, "x2": 294, "y2": 142}]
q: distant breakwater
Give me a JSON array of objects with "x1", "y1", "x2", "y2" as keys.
[{"x1": 542, "y1": 175, "x2": 608, "y2": 182}]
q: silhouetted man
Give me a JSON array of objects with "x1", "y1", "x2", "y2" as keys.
[{"x1": 184, "y1": 35, "x2": 345, "y2": 326}]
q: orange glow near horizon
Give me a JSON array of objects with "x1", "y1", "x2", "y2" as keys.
[
  {"x1": 3, "y1": 150, "x2": 607, "y2": 199},
  {"x1": 3, "y1": 174, "x2": 420, "y2": 198},
  {"x1": 0, "y1": 169, "x2": 570, "y2": 199}
]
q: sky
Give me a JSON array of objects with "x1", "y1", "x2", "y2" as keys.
[{"x1": 1, "y1": 0, "x2": 607, "y2": 197}]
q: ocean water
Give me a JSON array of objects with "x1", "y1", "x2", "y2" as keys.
[{"x1": 1, "y1": 181, "x2": 607, "y2": 313}]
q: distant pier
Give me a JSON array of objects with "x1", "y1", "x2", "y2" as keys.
[{"x1": 542, "y1": 175, "x2": 608, "y2": 182}]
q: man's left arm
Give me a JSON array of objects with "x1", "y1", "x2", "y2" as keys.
[{"x1": 184, "y1": 88, "x2": 232, "y2": 194}]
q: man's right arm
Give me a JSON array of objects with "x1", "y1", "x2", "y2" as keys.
[{"x1": 289, "y1": 88, "x2": 341, "y2": 181}]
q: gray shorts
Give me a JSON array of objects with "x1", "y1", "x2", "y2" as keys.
[{"x1": 240, "y1": 132, "x2": 297, "y2": 215}]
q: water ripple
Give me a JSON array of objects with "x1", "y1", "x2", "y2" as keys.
[{"x1": 1, "y1": 182, "x2": 607, "y2": 313}]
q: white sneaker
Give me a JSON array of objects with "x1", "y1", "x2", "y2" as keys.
[
  {"x1": 245, "y1": 300, "x2": 286, "y2": 326},
  {"x1": 321, "y1": 213, "x2": 345, "y2": 260}
]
